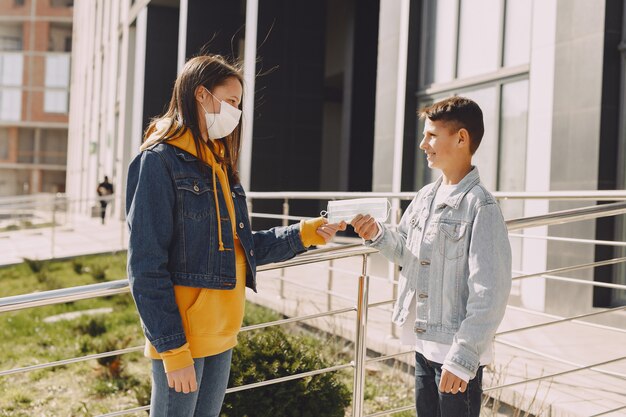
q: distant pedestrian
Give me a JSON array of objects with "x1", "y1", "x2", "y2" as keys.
[{"x1": 97, "y1": 176, "x2": 114, "y2": 224}]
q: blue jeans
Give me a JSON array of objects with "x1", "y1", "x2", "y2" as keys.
[
  {"x1": 150, "y1": 349, "x2": 232, "y2": 417},
  {"x1": 414, "y1": 351, "x2": 483, "y2": 417}
]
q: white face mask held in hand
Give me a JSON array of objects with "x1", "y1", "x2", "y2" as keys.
[{"x1": 322, "y1": 198, "x2": 391, "y2": 224}]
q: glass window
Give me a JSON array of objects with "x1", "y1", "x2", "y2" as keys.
[
  {"x1": 0, "y1": 88, "x2": 22, "y2": 121},
  {"x1": 0, "y1": 23, "x2": 23, "y2": 51},
  {"x1": 40, "y1": 129, "x2": 68, "y2": 165},
  {"x1": 0, "y1": 53, "x2": 24, "y2": 86},
  {"x1": 45, "y1": 54, "x2": 70, "y2": 88},
  {"x1": 461, "y1": 87, "x2": 498, "y2": 190},
  {"x1": 17, "y1": 129, "x2": 34, "y2": 163},
  {"x1": 0, "y1": 128, "x2": 9, "y2": 160},
  {"x1": 44, "y1": 91, "x2": 68, "y2": 113},
  {"x1": 457, "y1": 0, "x2": 502, "y2": 78},
  {"x1": 423, "y1": 0, "x2": 457, "y2": 84},
  {"x1": 48, "y1": 23, "x2": 72, "y2": 52},
  {"x1": 503, "y1": 0, "x2": 532, "y2": 67}
]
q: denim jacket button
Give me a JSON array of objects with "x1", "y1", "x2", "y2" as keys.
[
  {"x1": 420, "y1": 260, "x2": 430, "y2": 266},
  {"x1": 249, "y1": 249, "x2": 254, "y2": 257},
  {"x1": 239, "y1": 222, "x2": 244, "y2": 229},
  {"x1": 418, "y1": 293, "x2": 428, "y2": 299},
  {"x1": 193, "y1": 185, "x2": 199, "y2": 192},
  {"x1": 232, "y1": 191, "x2": 236, "y2": 198}
]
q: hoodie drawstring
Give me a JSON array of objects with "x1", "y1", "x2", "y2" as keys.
[{"x1": 212, "y1": 167, "x2": 225, "y2": 251}]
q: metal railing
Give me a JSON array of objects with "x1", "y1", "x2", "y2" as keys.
[{"x1": 2, "y1": 196, "x2": 626, "y2": 416}]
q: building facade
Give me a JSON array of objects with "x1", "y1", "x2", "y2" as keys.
[
  {"x1": 0, "y1": 0, "x2": 73, "y2": 196},
  {"x1": 66, "y1": 0, "x2": 626, "y2": 315}
]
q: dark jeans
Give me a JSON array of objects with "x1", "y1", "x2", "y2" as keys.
[
  {"x1": 100, "y1": 201, "x2": 108, "y2": 223},
  {"x1": 414, "y1": 351, "x2": 483, "y2": 417}
]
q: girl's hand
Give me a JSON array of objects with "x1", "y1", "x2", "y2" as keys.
[
  {"x1": 316, "y1": 220, "x2": 347, "y2": 243},
  {"x1": 167, "y1": 364, "x2": 198, "y2": 394}
]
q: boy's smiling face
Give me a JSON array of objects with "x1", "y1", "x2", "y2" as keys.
[{"x1": 419, "y1": 118, "x2": 468, "y2": 172}]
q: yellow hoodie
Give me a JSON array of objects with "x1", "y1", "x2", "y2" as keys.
[{"x1": 142, "y1": 124, "x2": 325, "y2": 373}]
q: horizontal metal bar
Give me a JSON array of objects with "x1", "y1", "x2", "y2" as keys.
[
  {"x1": 249, "y1": 212, "x2": 309, "y2": 222},
  {"x1": 240, "y1": 306, "x2": 356, "y2": 332},
  {"x1": 540, "y1": 274, "x2": 626, "y2": 291},
  {"x1": 261, "y1": 273, "x2": 356, "y2": 302},
  {"x1": 96, "y1": 405, "x2": 150, "y2": 417},
  {"x1": 417, "y1": 64, "x2": 529, "y2": 97},
  {"x1": 495, "y1": 339, "x2": 626, "y2": 381},
  {"x1": 0, "y1": 246, "x2": 378, "y2": 314},
  {"x1": 589, "y1": 405, "x2": 626, "y2": 417},
  {"x1": 365, "y1": 350, "x2": 413, "y2": 364},
  {"x1": 494, "y1": 190, "x2": 626, "y2": 201},
  {"x1": 364, "y1": 404, "x2": 416, "y2": 417},
  {"x1": 508, "y1": 233, "x2": 626, "y2": 247},
  {"x1": 225, "y1": 363, "x2": 353, "y2": 393},
  {"x1": 0, "y1": 279, "x2": 130, "y2": 313},
  {"x1": 257, "y1": 246, "x2": 379, "y2": 272},
  {"x1": 512, "y1": 256, "x2": 626, "y2": 285},
  {"x1": 0, "y1": 346, "x2": 143, "y2": 377},
  {"x1": 505, "y1": 305, "x2": 626, "y2": 335},
  {"x1": 506, "y1": 201, "x2": 626, "y2": 231},
  {"x1": 246, "y1": 191, "x2": 416, "y2": 200},
  {"x1": 496, "y1": 305, "x2": 626, "y2": 336},
  {"x1": 368, "y1": 299, "x2": 395, "y2": 308}
]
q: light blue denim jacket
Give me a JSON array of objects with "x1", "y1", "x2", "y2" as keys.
[{"x1": 367, "y1": 167, "x2": 511, "y2": 377}]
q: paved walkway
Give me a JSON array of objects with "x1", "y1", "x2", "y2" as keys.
[{"x1": 1, "y1": 218, "x2": 625, "y2": 416}]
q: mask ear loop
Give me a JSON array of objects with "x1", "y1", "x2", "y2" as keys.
[{"x1": 382, "y1": 199, "x2": 392, "y2": 222}]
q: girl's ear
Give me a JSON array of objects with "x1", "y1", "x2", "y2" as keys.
[{"x1": 194, "y1": 86, "x2": 207, "y2": 103}]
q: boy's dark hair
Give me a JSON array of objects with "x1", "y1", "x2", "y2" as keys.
[{"x1": 419, "y1": 96, "x2": 485, "y2": 155}]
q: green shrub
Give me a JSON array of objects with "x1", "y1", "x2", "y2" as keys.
[
  {"x1": 76, "y1": 317, "x2": 108, "y2": 337},
  {"x1": 89, "y1": 265, "x2": 107, "y2": 281},
  {"x1": 23, "y1": 257, "x2": 45, "y2": 273},
  {"x1": 72, "y1": 259, "x2": 84, "y2": 274},
  {"x1": 224, "y1": 327, "x2": 351, "y2": 417}
]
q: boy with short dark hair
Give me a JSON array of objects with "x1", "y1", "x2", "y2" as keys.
[{"x1": 352, "y1": 96, "x2": 512, "y2": 417}]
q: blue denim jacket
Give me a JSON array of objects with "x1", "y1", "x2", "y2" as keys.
[
  {"x1": 126, "y1": 143, "x2": 306, "y2": 352},
  {"x1": 367, "y1": 167, "x2": 511, "y2": 377}
]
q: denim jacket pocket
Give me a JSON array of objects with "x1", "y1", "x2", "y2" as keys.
[
  {"x1": 438, "y1": 222, "x2": 468, "y2": 260},
  {"x1": 176, "y1": 178, "x2": 214, "y2": 221}
]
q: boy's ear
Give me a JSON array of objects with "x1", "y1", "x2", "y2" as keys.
[{"x1": 457, "y1": 128, "x2": 470, "y2": 149}]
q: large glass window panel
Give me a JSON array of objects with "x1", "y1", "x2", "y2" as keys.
[
  {"x1": 498, "y1": 80, "x2": 529, "y2": 275},
  {"x1": 503, "y1": 0, "x2": 532, "y2": 67},
  {"x1": 499, "y1": 80, "x2": 528, "y2": 192},
  {"x1": 0, "y1": 88, "x2": 21, "y2": 121},
  {"x1": 423, "y1": 0, "x2": 457, "y2": 85},
  {"x1": 457, "y1": 0, "x2": 501, "y2": 78},
  {"x1": 461, "y1": 87, "x2": 498, "y2": 190}
]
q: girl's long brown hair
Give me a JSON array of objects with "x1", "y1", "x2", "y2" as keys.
[{"x1": 141, "y1": 54, "x2": 244, "y2": 183}]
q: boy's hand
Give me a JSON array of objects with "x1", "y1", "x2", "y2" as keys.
[
  {"x1": 167, "y1": 364, "x2": 198, "y2": 394},
  {"x1": 351, "y1": 214, "x2": 380, "y2": 240},
  {"x1": 439, "y1": 369, "x2": 467, "y2": 394},
  {"x1": 316, "y1": 220, "x2": 347, "y2": 243}
]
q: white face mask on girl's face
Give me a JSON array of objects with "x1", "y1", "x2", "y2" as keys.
[{"x1": 201, "y1": 88, "x2": 242, "y2": 140}]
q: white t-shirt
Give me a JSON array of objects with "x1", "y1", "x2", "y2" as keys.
[{"x1": 400, "y1": 183, "x2": 493, "y2": 382}]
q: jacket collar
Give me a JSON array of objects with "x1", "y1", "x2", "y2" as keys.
[{"x1": 423, "y1": 166, "x2": 481, "y2": 210}]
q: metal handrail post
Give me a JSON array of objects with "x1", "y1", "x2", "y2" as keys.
[
  {"x1": 327, "y1": 259, "x2": 334, "y2": 310},
  {"x1": 279, "y1": 198, "x2": 289, "y2": 299},
  {"x1": 51, "y1": 198, "x2": 57, "y2": 258},
  {"x1": 352, "y1": 254, "x2": 370, "y2": 417}
]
